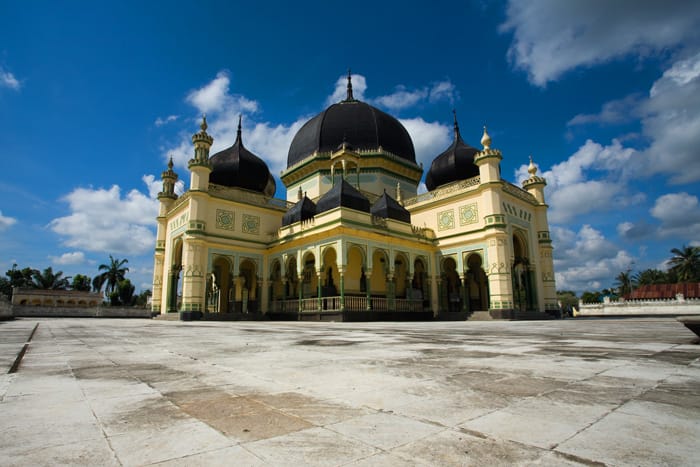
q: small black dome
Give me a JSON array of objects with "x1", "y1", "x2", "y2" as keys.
[
  {"x1": 282, "y1": 195, "x2": 316, "y2": 226},
  {"x1": 316, "y1": 179, "x2": 370, "y2": 215},
  {"x1": 425, "y1": 113, "x2": 479, "y2": 191},
  {"x1": 371, "y1": 190, "x2": 411, "y2": 223},
  {"x1": 209, "y1": 118, "x2": 275, "y2": 196},
  {"x1": 287, "y1": 74, "x2": 416, "y2": 168}
]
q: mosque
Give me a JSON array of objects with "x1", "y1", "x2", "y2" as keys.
[{"x1": 151, "y1": 74, "x2": 557, "y2": 321}]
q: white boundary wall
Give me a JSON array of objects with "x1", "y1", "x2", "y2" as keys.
[{"x1": 577, "y1": 294, "x2": 700, "y2": 317}]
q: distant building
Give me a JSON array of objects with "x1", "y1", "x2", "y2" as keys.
[
  {"x1": 152, "y1": 74, "x2": 557, "y2": 320},
  {"x1": 11, "y1": 288, "x2": 102, "y2": 307},
  {"x1": 629, "y1": 283, "x2": 700, "y2": 300}
]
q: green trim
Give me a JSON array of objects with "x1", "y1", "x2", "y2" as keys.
[{"x1": 282, "y1": 151, "x2": 422, "y2": 181}]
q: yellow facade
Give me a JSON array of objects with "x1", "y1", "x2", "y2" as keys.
[{"x1": 153, "y1": 113, "x2": 557, "y2": 321}]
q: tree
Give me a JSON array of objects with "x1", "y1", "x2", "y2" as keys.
[
  {"x1": 31, "y1": 267, "x2": 71, "y2": 290},
  {"x1": 668, "y1": 245, "x2": 700, "y2": 283},
  {"x1": 117, "y1": 279, "x2": 135, "y2": 306},
  {"x1": 96, "y1": 255, "x2": 129, "y2": 295},
  {"x1": 1, "y1": 265, "x2": 36, "y2": 299},
  {"x1": 633, "y1": 268, "x2": 668, "y2": 286},
  {"x1": 71, "y1": 274, "x2": 92, "y2": 292},
  {"x1": 135, "y1": 289, "x2": 152, "y2": 307},
  {"x1": 581, "y1": 291, "x2": 602, "y2": 303},
  {"x1": 614, "y1": 271, "x2": 633, "y2": 297}
]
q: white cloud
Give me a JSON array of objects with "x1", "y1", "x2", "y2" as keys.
[
  {"x1": 0, "y1": 210, "x2": 17, "y2": 231},
  {"x1": 371, "y1": 80, "x2": 457, "y2": 112},
  {"x1": 155, "y1": 115, "x2": 178, "y2": 126},
  {"x1": 326, "y1": 73, "x2": 368, "y2": 105},
  {"x1": 552, "y1": 224, "x2": 635, "y2": 292},
  {"x1": 0, "y1": 67, "x2": 20, "y2": 90},
  {"x1": 49, "y1": 178, "x2": 158, "y2": 256},
  {"x1": 186, "y1": 71, "x2": 259, "y2": 115},
  {"x1": 49, "y1": 251, "x2": 86, "y2": 265},
  {"x1": 399, "y1": 118, "x2": 451, "y2": 170},
  {"x1": 501, "y1": 0, "x2": 700, "y2": 86},
  {"x1": 246, "y1": 119, "x2": 308, "y2": 178},
  {"x1": 650, "y1": 192, "x2": 700, "y2": 238},
  {"x1": 515, "y1": 139, "x2": 640, "y2": 223}
]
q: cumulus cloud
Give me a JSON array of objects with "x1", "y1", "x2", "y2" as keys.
[
  {"x1": 155, "y1": 115, "x2": 178, "y2": 126},
  {"x1": 372, "y1": 80, "x2": 457, "y2": 112},
  {"x1": 49, "y1": 177, "x2": 159, "y2": 256},
  {"x1": 0, "y1": 210, "x2": 17, "y2": 231},
  {"x1": 552, "y1": 224, "x2": 635, "y2": 292},
  {"x1": 0, "y1": 67, "x2": 20, "y2": 90},
  {"x1": 49, "y1": 251, "x2": 86, "y2": 265},
  {"x1": 650, "y1": 192, "x2": 700, "y2": 238},
  {"x1": 326, "y1": 73, "x2": 368, "y2": 105},
  {"x1": 568, "y1": 94, "x2": 643, "y2": 126},
  {"x1": 501, "y1": 0, "x2": 700, "y2": 86},
  {"x1": 515, "y1": 139, "x2": 641, "y2": 223},
  {"x1": 399, "y1": 118, "x2": 451, "y2": 170}
]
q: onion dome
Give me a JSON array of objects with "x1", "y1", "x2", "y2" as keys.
[
  {"x1": 287, "y1": 71, "x2": 416, "y2": 168},
  {"x1": 371, "y1": 190, "x2": 411, "y2": 223},
  {"x1": 425, "y1": 111, "x2": 480, "y2": 191},
  {"x1": 282, "y1": 195, "x2": 316, "y2": 226},
  {"x1": 209, "y1": 116, "x2": 276, "y2": 196},
  {"x1": 316, "y1": 179, "x2": 370, "y2": 215}
]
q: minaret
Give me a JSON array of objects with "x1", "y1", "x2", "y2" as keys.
[
  {"x1": 188, "y1": 115, "x2": 214, "y2": 191},
  {"x1": 153, "y1": 156, "x2": 179, "y2": 314},
  {"x1": 474, "y1": 125, "x2": 502, "y2": 183},
  {"x1": 522, "y1": 155, "x2": 547, "y2": 204}
]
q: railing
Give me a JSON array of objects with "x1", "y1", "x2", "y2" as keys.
[
  {"x1": 577, "y1": 294, "x2": 700, "y2": 316},
  {"x1": 272, "y1": 296, "x2": 426, "y2": 313}
]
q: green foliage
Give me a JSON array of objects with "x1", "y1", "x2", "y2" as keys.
[
  {"x1": 135, "y1": 289, "x2": 152, "y2": 307},
  {"x1": 556, "y1": 290, "x2": 578, "y2": 308},
  {"x1": 668, "y1": 245, "x2": 700, "y2": 283},
  {"x1": 117, "y1": 279, "x2": 135, "y2": 306},
  {"x1": 614, "y1": 271, "x2": 632, "y2": 297},
  {"x1": 31, "y1": 267, "x2": 71, "y2": 290},
  {"x1": 96, "y1": 255, "x2": 129, "y2": 296},
  {"x1": 581, "y1": 291, "x2": 602, "y2": 303},
  {"x1": 633, "y1": 268, "x2": 669, "y2": 286},
  {"x1": 71, "y1": 274, "x2": 92, "y2": 292}
]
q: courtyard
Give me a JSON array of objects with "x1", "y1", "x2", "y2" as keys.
[{"x1": 1, "y1": 317, "x2": 699, "y2": 466}]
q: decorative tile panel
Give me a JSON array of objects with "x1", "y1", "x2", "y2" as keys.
[
  {"x1": 242, "y1": 214, "x2": 260, "y2": 235},
  {"x1": 459, "y1": 203, "x2": 478, "y2": 225},
  {"x1": 437, "y1": 209, "x2": 454, "y2": 231},
  {"x1": 216, "y1": 209, "x2": 235, "y2": 231}
]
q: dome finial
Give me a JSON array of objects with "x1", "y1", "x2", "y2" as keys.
[
  {"x1": 481, "y1": 125, "x2": 491, "y2": 150},
  {"x1": 528, "y1": 155, "x2": 537, "y2": 176},
  {"x1": 200, "y1": 114, "x2": 208, "y2": 131},
  {"x1": 167, "y1": 155, "x2": 174, "y2": 170},
  {"x1": 346, "y1": 68, "x2": 354, "y2": 101},
  {"x1": 452, "y1": 109, "x2": 461, "y2": 139},
  {"x1": 236, "y1": 114, "x2": 242, "y2": 143}
]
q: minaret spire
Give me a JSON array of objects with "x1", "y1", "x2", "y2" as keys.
[
  {"x1": 452, "y1": 109, "x2": 461, "y2": 140},
  {"x1": 236, "y1": 114, "x2": 243, "y2": 144},
  {"x1": 346, "y1": 69, "x2": 354, "y2": 101}
]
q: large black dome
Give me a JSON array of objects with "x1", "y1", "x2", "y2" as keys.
[
  {"x1": 425, "y1": 113, "x2": 479, "y2": 191},
  {"x1": 209, "y1": 118, "x2": 276, "y2": 196},
  {"x1": 287, "y1": 74, "x2": 416, "y2": 168}
]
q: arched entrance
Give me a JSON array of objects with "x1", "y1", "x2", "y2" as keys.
[
  {"x1": 512, "y1": 233, "x2": 535, "y2": 312},
  {"x1": 412, "y1": 257, "x2": 428, "y2": 306},
  {"x1": 466, "y1": 253, "x2": 489, "y2": 311},
  {"x1": 285, "y1": 257, "x2": 298, "y2": 299},
  {"x1": 441, "y1": 257, "x2": 461, "y2": 312},
  {"x1": 210, "y1": 257, "x2": 232, "y2": 313},
  {"x1": 238, "y1": 259, "x2": 257, "y2": 313},
  {"x1": 167, "y1": 238, "x2": 183, "y2": 313},
  {"x1": 321, "y1": 247, "x2": 339, "y2": 297},
  {"x1": 394, "y1": 253, "x2": 409, "y2": 298}
]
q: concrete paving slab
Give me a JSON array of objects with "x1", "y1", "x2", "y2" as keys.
[
  {"x1": 557, "y1": 400, "x2": 700, "y2": 466},
  {"x1": 1, "y1": 317, "x2": 698, "y2": 466},
  {"x1": 244, "y1": 426, "x2": 379, "y2": 466}
]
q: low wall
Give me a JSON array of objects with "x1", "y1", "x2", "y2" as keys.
[
  {"x1": 0, "y1": 296, "x2": 12, "y2": 320},
  {"x1": 12, "y1": 305, "x2": 151, "y2": 319},
  {"x1": 577, "y1": 294, "x2": 700, "y2": 317}
]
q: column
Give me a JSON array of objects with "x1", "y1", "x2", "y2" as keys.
[{"x1": 365, "y1": 269, "x2": 372, "y2": 310}]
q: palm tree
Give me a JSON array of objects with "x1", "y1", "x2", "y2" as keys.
[
  {"x1": 668, "y1": 245, "x2": 700, "y2": 283},
  {"x1": 31, "y1": 267, "x2": 71, "y2": 290},
  {"x1": 633, "y1": 268, "x2": 668, "y2": 286},
  {"x1": 96, "y1": 255, "x2": 129, "y2": 295},
  {"x1": 614, "y1": 271, "x2": 632, "y2": 297}
]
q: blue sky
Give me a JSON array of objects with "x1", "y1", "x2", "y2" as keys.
[{"x1": 1, "y1": 0, "x2": 699, "y2": 293}]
